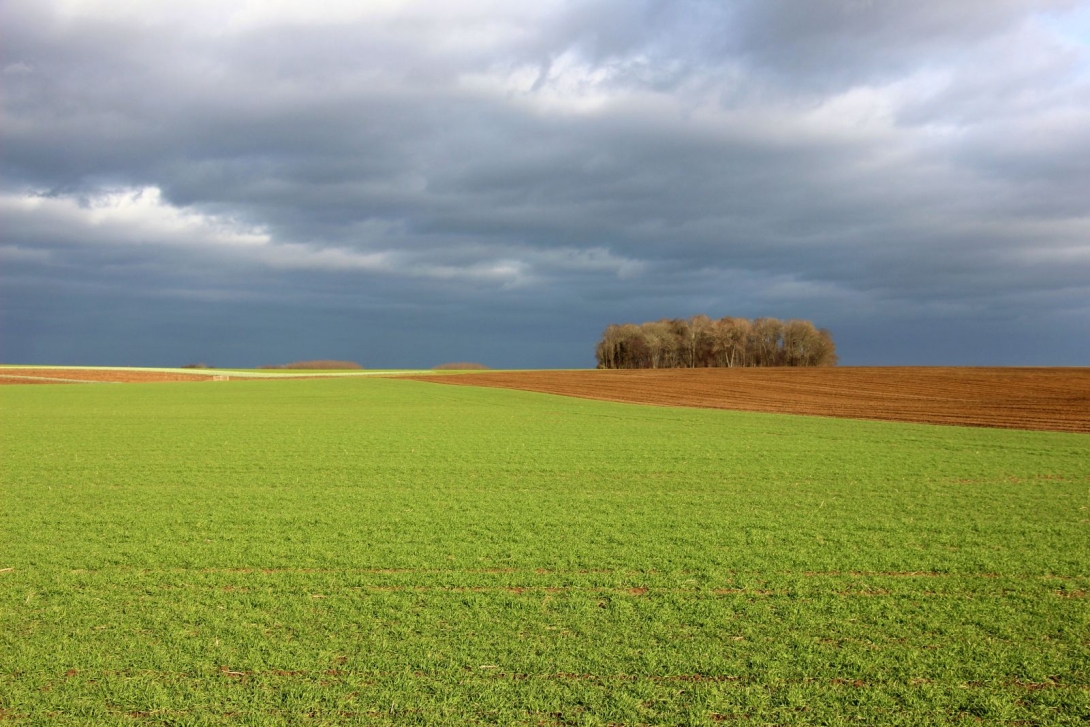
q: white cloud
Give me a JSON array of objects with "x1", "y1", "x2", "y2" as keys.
[
  {"x1": 3, "y1": 187, "x2": 270, "y2": 249},
  {"x1": 1, "y1": 187, "x2": 654, "y2": 287}
]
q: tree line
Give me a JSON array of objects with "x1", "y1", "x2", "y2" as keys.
[
  {"x1": 595, "y1": 316, "x2": 837, "y2": 369},
  {"x1": 260, "y1": 360, "x2": 363, "y2": 370}
]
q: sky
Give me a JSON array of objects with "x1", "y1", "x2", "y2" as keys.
[{"x1": 2, "y1": 0, "x2": 1089, "y2": 368}]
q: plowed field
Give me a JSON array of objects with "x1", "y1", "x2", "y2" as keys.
[
  {"x1": 0, "y1": 368, "x2": 218, "y2": 384},
  {"x1": 412, "y1": 367, "x2": 1090, "y2": 433}
]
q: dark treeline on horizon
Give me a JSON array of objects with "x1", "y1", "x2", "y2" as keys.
[{"x1": 596, "y1": 316, "x2": 837, "y2": 369}]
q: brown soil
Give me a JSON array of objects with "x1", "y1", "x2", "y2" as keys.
[
  {"x1": 0, "y1": 368, "x2": 221, "y2": 385},
  {"x1": 408, "y1": 367, "x2": 1090, "y2": 433}
]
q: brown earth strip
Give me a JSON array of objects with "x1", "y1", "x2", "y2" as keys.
[
  {"x1": 0, "y1": 368, "x2": 219, "y2": 384},
  {"x1": 407, "y1": 367, "x2": 1090, "y2": 433}
]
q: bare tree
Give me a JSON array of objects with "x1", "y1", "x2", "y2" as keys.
[
  {"x1": 749, "y1": 317, "x2": 784, "y2": 367},
  {"x1": 813, "y1": 328, "x2": 839, "y2": 367},
  {"x1": 686, "y1": 315, "x2": 714, "y2": 368},
  {"x1": 595, "y1": 324, "x2": 625, "y2": 369},
  {"x1": 643, "y1": 320, "x2": 674, "y2": 369},
  {"x1": 782, "y1": 319, "x2": 817, "y2": 366},
  {"x1": 713, "y1": 317, "x2": 751, "y2": 367},
  {"x1": 595, "y1": 323, "x2": 651, "y2": 369}
]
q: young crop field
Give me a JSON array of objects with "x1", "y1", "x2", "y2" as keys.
[{"x1": 1, "y1": 377, "x2": 1088, "y2": 725}]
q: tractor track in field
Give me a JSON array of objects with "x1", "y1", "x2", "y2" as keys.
[{"x1": 409, "y1": 367, "x2": 1090, "y2": 433}]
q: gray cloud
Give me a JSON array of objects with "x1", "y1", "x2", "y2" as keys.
[{"x1": 2, "y1": 0, "x2": 1089, "y2": 367}]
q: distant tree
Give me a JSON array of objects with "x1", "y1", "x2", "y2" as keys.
[
  {"x1": 749, "y1": 318, "x2": 784, "y2": 367},
  {"x1": 675, "y1": 315, "x2": 714, "y2": 368},
  {"x1": 644, "y1": 320, "x2": 674, "y2": 369},
  {"x1": 712, "y1": 317, "x2": 751, "y2": 368},
  {"x1": 813, "y1": 328, "x2": 839, "y2": 367},
  {"x1": 595, "y1": 323, "x2": 650, "y2": 369},
  {"x1": 781, "y1": 319, "x2": 816, "y2": 367},
  {"x1": 780, "y1": 319, "x2": 840, "y2": 367},
  {"x1": 595, "y1": 324, "x2": 634, "y2": 369}
]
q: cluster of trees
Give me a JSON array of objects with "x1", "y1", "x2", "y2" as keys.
[
  {"x1": 433, "y1": 362, "x2": 490, "y2": 370},
  {"x1": 595, "y1": 316, "x2": 837, "y2": 369}
]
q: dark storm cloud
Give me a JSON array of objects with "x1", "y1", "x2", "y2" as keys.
[{"x1": 2, "y1": 0, "x2": 1089, "y2": 366}]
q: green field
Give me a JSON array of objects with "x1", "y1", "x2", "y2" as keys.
[{"x1": 2, "y1": 378, "x2": 1088, "y2": 725}]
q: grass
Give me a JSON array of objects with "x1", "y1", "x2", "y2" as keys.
[{"x1": 1, "y1": 377, "x2": 1088, "y2": 725}]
